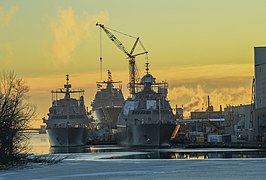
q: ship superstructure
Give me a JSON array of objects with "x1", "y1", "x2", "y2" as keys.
[
  {"x1": 43, "y1": 75, "x2": 91, "y2": 147},
  {"x1": 116, "y1": 63, "x2": 177, "y2": 146},
  {"x1": 92, "y1": 70, "x2": 124, "y2": 127}
]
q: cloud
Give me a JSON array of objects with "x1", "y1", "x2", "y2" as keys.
[
  {"x1": 91, "y1": 11, "x2": 109, "y2": 25},
  {"x1": 0, "y1": 6, "x2": 18, "y2": 27},
  {"x1": 51, "y1": 8, "x2": 109, "y2": 63},
  {"x1": 169, "y1": 84, "x2": 251, "y2": 117},
  {"x1": 144, "y1": 63, "x2": 252, "y2": 116}
]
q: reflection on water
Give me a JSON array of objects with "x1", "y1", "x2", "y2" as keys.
[
  {"x1": 50, "y1": 146, "x2": 89, "y2": 154},
  {"x1": 28, "y1": 133, "x2": 50, "y2": 154},
  {"x1": 28, "y1": 134, "x2": 266, "y2": 160},
  {"x1": 104, "y1": 149, "x2": 266, "y2": 160}
]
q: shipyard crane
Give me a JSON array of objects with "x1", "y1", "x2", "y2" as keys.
[{"x1": 96, "y1": 23, "x2": 148, "y2": 95}]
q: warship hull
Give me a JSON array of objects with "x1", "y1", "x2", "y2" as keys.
[
  {"x1": 93, "y1": 107, "x2": 122, "y2": 127},
  {"x1": 47, "y1": 127, "x2": 88, "y2": 147},
  {"x1": 116, "y1": 123, "x2": 176, "y2": 147}
]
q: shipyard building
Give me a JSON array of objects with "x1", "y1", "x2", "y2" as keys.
[
  {"x1": 224, "y1": 104, "x2": 253, "y2": 141},
  {"x1": 224, "y1": 47, "x2": 266, "y2": 142},
  {"x1": 254, "y1": 47, "x2": 266, "y2": 141}
]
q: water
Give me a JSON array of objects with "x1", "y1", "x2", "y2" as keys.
[
  {"x1": 28, "y1": 133, "x2": 266, "y2": 159},
  {"x1": 1, "y1": 133, "x2": 266, "y2": 179},
  {"x1": 28, "y1": 133, "x2": 50, "y2": 154}
]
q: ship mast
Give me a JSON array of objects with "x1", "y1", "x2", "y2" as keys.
[
  {"x1": 64, "y1": 74, "x2": 71, "y2": 99},
  {"x1": 96, "y1": 70, "x2": 122, "y2": 91},
  {"x1": 145, "y1": 62, "x2": 150, "y2": 74},
  {"x1": 107, "y1": 70, "x2": 113, "y2": 90},
  {"x1": 51, "y1": 75, "x2": 84, "y2": 101}
]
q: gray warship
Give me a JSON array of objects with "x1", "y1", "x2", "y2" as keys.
[
  {"x1": 43, "y1": 75, "x2": 91, "y2": 147},
  {"x1": 116, "y1": 63, "x2": 178, "y2": 147},
  {"x1": 91, "y1": 70, "x2": 124, "y2": 142}
]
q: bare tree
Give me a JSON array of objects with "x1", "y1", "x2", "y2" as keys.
[{"x1": 0, "y1": 71, "x2": 36, "y2": 167}]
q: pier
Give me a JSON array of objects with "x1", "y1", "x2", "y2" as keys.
[{"x1": 19, "y1": 125, "x2": 46, "y2": 134}]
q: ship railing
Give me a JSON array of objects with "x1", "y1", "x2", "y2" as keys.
[
  {"x1": 47, "y1": 123, "x2": 88, "y2": 128},
  {"x1": 134, "y1": 118, "x2": 175, "y2": 125},
  {"x1": 133, "y1": 82, "x2": 168, "y2": 94}
]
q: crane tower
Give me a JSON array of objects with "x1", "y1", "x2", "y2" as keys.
[{"x1": 96, "y1": 23, "x2": 148, "y2": 95}]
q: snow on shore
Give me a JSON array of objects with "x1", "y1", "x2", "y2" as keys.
[{"x1": 1, "y1": 152, "x2": 266, "y2": 180}]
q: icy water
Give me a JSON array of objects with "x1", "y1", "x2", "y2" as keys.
[
  {"x1": 1, "y1": 134, "x2": 266, "y2": 179},
  {"x1": 28, "y1": 133, "x2": 266, "y2": 159}
]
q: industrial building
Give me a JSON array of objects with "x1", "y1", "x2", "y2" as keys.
[
  {"x1": 223, "y1": 47, "x2": 266, "y2": 142},
  {"x1": 177, "y1": 96, "x2": 226, "y2": 143},
  {"x1": 254, "y1": 47, "x2": 266, "y2": 141},
  {"x1": 224, "y1": 104, "x2": 253, "y2": 141}
]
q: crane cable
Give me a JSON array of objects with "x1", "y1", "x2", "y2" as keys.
[
  {"x1": 104, "y1": 25, "x2": 147, "y2": 57},
  {"x1": 99, "y1": 27, "x2": 103, "y2": 81},
  {"x1": 105, "y1": 26, "x2": 136, "y2": 39},
  {"x1": 139, "y1": 40, "x2": 147, "y2": 52}
]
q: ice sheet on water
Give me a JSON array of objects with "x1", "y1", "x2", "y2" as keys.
[
  {"x1": 65, "y1": 151, "x2": 150, "y2": 161},
  {"x1": 88, "y1": 145, "x2": 127, "y2": 150},
  {"x1": 2, "y1": 158, "x2": 266, "y2": 180}
]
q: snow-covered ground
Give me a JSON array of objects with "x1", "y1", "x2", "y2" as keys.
[
  {"x1": 1, "y1": 135, "x2": 266, "y2": 179},
  {"x1": 1, "y1": 153, "x2": 266, "y2": 180}
]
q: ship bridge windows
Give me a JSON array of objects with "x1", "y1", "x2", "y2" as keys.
[
  {"x1": 132, "y1": 110, "x2": 151, "y2": 115},
  {"x1": 131, "y1": 109, "x2": 171, "y2": 115},
  {"x1": 69, "y1": 115, "x2": 85, "y2": 119}
]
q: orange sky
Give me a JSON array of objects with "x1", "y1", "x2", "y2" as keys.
[{"x1": 0, "y1": 1, "x2": 261, "y2": 127}]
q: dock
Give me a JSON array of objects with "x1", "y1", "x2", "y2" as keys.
[{"x1": 19, "y1": 125, "x2": 46, "y2": 134}]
